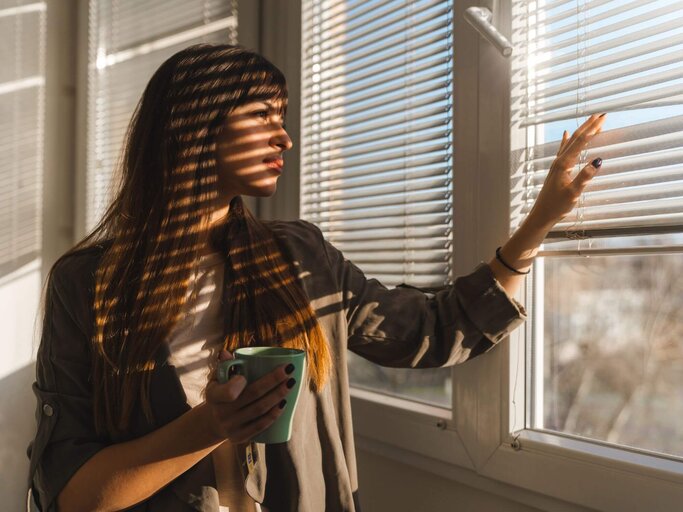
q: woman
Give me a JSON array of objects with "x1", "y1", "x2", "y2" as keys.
[{"x1": 27, "y1": 44, "x2": 605, "y2": 512}]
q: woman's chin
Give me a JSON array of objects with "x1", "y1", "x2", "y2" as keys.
[{"x1": 247, "y1": 182, "x2": 279, "y2": 197}]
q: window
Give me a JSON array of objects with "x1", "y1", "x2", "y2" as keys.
[
  {"x1": 295, "y1": 0, "x2": 683, "y2": 508},
  {"x1": 512, "y1": 0, "x2": 683, "y2": 459},
  {"x1": 300, "y1": 0, "x2": 455, "y2": 408},
  {"x1": 0, "y1": 1, "x2": 46, "y2": 277},
  {"x1": 86, "y1": 0, "x2": 237, "y2": 231}
]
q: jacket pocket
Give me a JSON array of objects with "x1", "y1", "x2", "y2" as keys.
[{"x1": 27, "y1": 383, "x2": 58, "y2": 511}]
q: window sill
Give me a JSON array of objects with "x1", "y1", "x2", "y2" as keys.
[
  {"x1": 350, "y1": 387, "x2": 473, "y2": 470},
  {"x1": 354, "y1": 428, "x2": 591, "y2": 512},
  {"x1": 350, "y1": 386, "x2": 683, "y2": 511},
  {"x1": 480, "y1": 429, "x2": 683, "y2": 510}
]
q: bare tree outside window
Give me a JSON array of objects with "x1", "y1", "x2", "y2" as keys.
[{"x1": 541, "y1": 252, "x2": 683, "y2": 457}]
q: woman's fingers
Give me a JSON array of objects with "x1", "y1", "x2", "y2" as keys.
[
  {"x1": 209, "y1": 370, "x2": 292, "y2": 443},
  {"x1": 206, "y1": 374, "x2": 248, "y2": 404},
  {"x1": 558, "y1": 130, "x2": 569, "y2": 152},
  {"x1": 559, "y1": 114, "x2": 606, "y2": 162},
  {"x1": 235, "y1": 402, "x2": 286, "y2": 443},
  {"x1": 231, "y1": 379, "x2": 290, "y2": 430},
  {"x1": 235, "y1": 365, "x2": 291, "y2": 408},
  {"x1": 567, "y1": 113, "x2": 601, "y2": 146},
  {"x1": 218, "y1": 349, "x2": 233, "y2": 361},
  {"x1": 570, "y1": 158, "x2": 602, "y2": 194}
]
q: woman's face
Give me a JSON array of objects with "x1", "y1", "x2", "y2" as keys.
[{"x1": 214, "y1": 99, "x2": 292, "y2": 200}]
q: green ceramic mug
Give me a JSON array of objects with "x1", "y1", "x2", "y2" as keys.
[{"x1": 217, "y1": 347, "x2": 306, "y2": 444}]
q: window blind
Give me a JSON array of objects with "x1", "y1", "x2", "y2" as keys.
[
  {"x1": 0, "y1": 1, "x2": 46, "y2": 277},
  {"x1": 300, "y1": 0, "x2": 454, "y2": 288},
  {"x1": 86, "y1": 0, "x2": 237, "y2": 231},
  {"x1": 511, "y1": 0, "x2": 683, "y2": 248}
]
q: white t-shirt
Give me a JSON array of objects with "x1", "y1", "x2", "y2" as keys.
[{"x1": 166, "y1": 252, "x2": 260, "y2": 512}]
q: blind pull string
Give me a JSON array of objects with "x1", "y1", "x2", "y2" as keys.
[{"x1": 565, "y1": 0, "x2": 590, "y2": 251}]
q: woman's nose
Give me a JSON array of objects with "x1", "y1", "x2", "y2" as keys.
[{"x1": 271, "y1": 125, "x2": 293, "y2": 152}]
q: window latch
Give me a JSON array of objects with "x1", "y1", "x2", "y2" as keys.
[{"x1": 464, "y1": 6, "x2": 514, "y2": 58}]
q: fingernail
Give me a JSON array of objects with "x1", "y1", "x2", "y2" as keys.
[
  {"x1": 591, "y1": 157, "x2": 602, "y2": 168},
  {"x1": 279, "y1": 399, "x2": 287, "y2": 409},
  {"x1": 286, "y1": 378, "x2": 296, "y2": 389},
  {"x1": 285, "y1": 363, "x2": 295, "y2": 374},
  {"x1": 598, "y1": 113, "x2": 606, "y2": 118}
]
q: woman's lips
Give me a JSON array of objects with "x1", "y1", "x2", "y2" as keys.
[{"x1": 264, "y1": 158, "x2": 283, "y2": 172}]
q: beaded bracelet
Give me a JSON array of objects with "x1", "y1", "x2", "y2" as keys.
[{"x1": 495, "y1": 246, "x2": 531, "y2": 275}]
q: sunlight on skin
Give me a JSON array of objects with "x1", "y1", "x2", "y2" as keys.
[{"x1": 208, "y1": 100, "x2": 292, "y2": 231}]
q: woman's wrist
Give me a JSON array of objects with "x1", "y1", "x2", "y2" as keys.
[
  {"x1": 486, "y1": 214, "x2": 552, "y2": 296},
  {"x1": 194, "y1": 402, "x2": 227, "y2": 447},
  {"x1": 523, "y1": 207, "x2": 557, "y2": 235},
  {"x1": 501, "y1": 219, "x2": 548, "y2": 270}
]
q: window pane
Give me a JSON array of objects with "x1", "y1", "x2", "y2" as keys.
[
  {"x1": 515, "y1": 0, "x2": 683, "y2": 459},
  {"x1": 300, "y1": 0, "x2": 455, "y2": 408},
  {"x1": 0, "y1": 5, "x2": 45, "y2": 277},
  {"x1": 349, "y1": 352, "x2": 452, "y2": 407},
  {"x1": 535, "y1": 252, "x2": 683, "y2": 458}
]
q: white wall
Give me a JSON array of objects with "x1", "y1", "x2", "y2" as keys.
[
  {"x1": 1, "y1": 1, "x2": 80, "y2": 510},
  {"x1": 0, "y1": 261, "x2": 42, "y2": 512},
  {"x1": 356, "y1": 448, "x2": 544, "y2": 512}
]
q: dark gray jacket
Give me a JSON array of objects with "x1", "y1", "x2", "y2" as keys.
[{"x1": 27, "y1": 219, "x2": 526, "y2": 511}]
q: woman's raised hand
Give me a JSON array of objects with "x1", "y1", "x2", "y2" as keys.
[
  {"x1": 527, "y1": 113, "x2": 607, "y2": 231},
  {"x1": 203, "y1": 349, "x2": 295, "y2": 445}
]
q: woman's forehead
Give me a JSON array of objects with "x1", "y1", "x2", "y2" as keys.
[{"x1": 232, "y1": 98, "x2": 286, "y2": 114}]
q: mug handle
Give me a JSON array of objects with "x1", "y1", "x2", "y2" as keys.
[{"x1": 217, "y1": 359, "x2": 245, "y2": 384}]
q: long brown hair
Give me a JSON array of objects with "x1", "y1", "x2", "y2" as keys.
[{"x1": 48, "y1": 44, "x2": 331, "y2": 440}]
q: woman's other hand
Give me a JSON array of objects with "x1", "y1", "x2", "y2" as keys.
[
  {"x1": 526, "y1": 113, "x2": 607, "y2": 231},
  {"x1": 203, "y1": 349, "x2": 294, "y2": 445}
]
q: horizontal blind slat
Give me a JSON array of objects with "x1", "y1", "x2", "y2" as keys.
[
  {"x1": 303, "y1": 103, "x2": 450, "y2": 138},
  {"x1": 307, "y1": 187, "x2": 450, "y2": 211},
  {"x1": 531, "y1": 48, "x2": 683, "y2": 102},
  {"x1": 520, "y1": 82, "x2": 683, "y2": 126},
  {"x1": 302, "y1": 153, "x2": 450, "y2": 182},
  {"x1": 302, "y1": 163, "x2": 450, "y2": 192},
  {"x1": 324, "y1": 224, "x2": 449, "y2": 242},
  {"x1": 304, "y1": 90, "x2": 450, "y2": 130},
  {"x1": 307, "y1": 43, "x2": 449, "y2": 95},
  {"x1": 319, "y1": 54, "x2": 450, "y2": 103},
  {"x1": 306, "y1": 199, "x2": 449, "y2": 221},
  {"x1": 305, "y1": 0, "x2": 444, "y2": 57},
  {"x1": 533, "y1": 0, "x2": 663, "y2": 43},
  {"x1": 307, "y1": 126, "x2": 449, "y2": 163},
  {"x1": 308, "y1": 6, "x2": 450, "y2": 68},
  {"x1": 529, "y1": 35, "x2": 683, "y2": 85},
  {"x1": 341, "y1": 249, "x2": 450, "y2": 263},
  {"x1": 346, "y1": 261, "x2": 449, "y2": 275},
  {"x1": 534, "y1": 1, "x2": 682, "y2": 53},
  {"x1": 312, "y1": 58, "x2": 449, "y2": 114},
  {"x1": 309, "y1": 116, "x2": 447, "y2": 153},
  {"x1": 312, "y1": 76, "x2": 449, "y2": 123}
]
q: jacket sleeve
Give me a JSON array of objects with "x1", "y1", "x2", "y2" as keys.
[
  {"x1": 306, "y1": 220, "x2": 528, "y2": 368},
  {"x1": 27, "y1": 254, "x2": 107, "y2": 511}
]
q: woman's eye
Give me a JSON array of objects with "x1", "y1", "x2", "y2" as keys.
[{"x1": 251, "y1": 110, "x2": 286, "y2": 128}]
